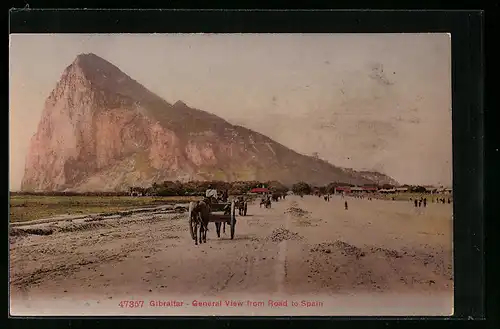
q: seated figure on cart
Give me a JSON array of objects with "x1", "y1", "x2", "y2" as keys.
[
  {"x1": 205, "y1": 186, "x2": 218, "y2": 203},
  {"x1": 205, "y1": 186, "x2": 231, "y2": 216}
]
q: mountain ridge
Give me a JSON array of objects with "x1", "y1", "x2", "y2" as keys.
[{"x1": 21, "y1": 53, "x2": 398, "y2": 192}]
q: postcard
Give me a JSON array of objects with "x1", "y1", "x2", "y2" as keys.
[{"x1": 9, "y1": 33, "x2": 453, "y2": 316}]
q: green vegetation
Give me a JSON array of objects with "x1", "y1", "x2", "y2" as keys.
[
  {"x1": 9, "y1": 195, "x2": 199, "y2": 223},
  {"x1": 146, "y1": 180, "x2": 288, "y2": 197},
  {"x1": 292, "y1": 182, "x2": 312, "y2": 195}
]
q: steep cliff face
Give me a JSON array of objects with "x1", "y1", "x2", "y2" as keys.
[{"x1": 21, "y1": 53, "x2": 397, "y2": 192}]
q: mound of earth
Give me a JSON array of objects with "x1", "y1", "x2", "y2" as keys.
[
  {"x1": 269, "y1": 227, "x2": 303, "y2": 243},
  {"x1": 285, "y1": 207, "x2": 310, "y2": 217},
  {"x1": 311, "y1": 240, "x2": 366, "y2": 258}
]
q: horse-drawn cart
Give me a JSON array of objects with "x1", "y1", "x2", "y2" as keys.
[{"x1": 188, "y1": 200, "x2": 237, "y2": 240}]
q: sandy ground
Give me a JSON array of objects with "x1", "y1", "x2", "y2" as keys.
[{"x1": 9, "y1": 195, "x2": 453, "y2": 316}]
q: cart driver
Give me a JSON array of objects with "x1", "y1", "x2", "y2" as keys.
[{"x1": 205, "y1": 185, "x2": 218, "y2": 203}]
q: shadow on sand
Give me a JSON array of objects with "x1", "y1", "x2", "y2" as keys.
[{"x1": 212, "y1": 233, "x2": 259, "y2": 243}]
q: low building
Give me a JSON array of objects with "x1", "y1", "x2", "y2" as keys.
[
  {"x1": 249, "y1": 187, "x2": 270, "y2": 194},
  {"x1": 335, "y1": 187, "x2": 351, "y2": 194},
  {"x1": 424, "y1": 186, "x2": 438, "y2": 194},
  {"x1": 438, "y1": 187, "x2": 452, "y2": 194}
]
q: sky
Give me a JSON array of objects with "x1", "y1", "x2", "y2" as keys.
[{"x1": 9, "y1": 33, "x2": 452, "y2": 190}]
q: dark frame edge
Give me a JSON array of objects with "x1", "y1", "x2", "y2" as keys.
[{"x1": 7, "y1": 8, "x2": 487, "y2": 325}]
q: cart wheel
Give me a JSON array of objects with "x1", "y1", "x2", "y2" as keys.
[
  {"x1": 230, "y1": 201, "x2": 236, "y2": 240},
  {"x1": 188, "y1": 202, "x2": 195, "y2": 240}
]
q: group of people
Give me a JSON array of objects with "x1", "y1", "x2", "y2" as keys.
[
  {"x1": 436, "y1": 197, "x2": 451, "y2": 204},
  {"x1": 413, "y1": 197, "x2": 428, "y2": 208},
  {"x1": 410, "y1": 196, "x2": 451, "y2": 208}
]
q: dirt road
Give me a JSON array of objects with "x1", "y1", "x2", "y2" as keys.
[{"x1": 9, "y1": 195, "x2": 453, "y2": 316}]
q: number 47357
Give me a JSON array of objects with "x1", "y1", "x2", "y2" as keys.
[{"x1": 119, "y1": 300, "x2": 144, "y2": 308}]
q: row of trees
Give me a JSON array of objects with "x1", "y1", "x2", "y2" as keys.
[
  {"x1": 11, "y1": 181, "x2": 435, "y2": 197},
  {"x1": 146, "y1": 180, "x2": 289, "y2": 196},
  {"x1": 146, "y1": 181, "x2": 431, "y2": 197}
]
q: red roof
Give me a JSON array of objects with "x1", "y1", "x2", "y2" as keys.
[
  {"x1": 250, "y1": 188, "x2": 269, "y2": 193},
  {"x1": 335, "y1": 187, "x2": 351, "y2": 191},
  {"x1": 363, "y1": 187, "x2": 378, "y2": 191}
]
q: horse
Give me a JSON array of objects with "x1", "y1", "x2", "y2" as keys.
[
  {"x1": 190, "y1": 199, "x2": 210, "y2": 245},
  {"x1": 260, "y1": 196, "x2": 271, "y2": 208},
  {"x1": 271, "y1": 193, "x2": 280, "y2": 202},
  {"x1": 235, "y1": 196, "x2": 247, "y2": 216},
  {"x1": 260, "y1": 197, "x2": 266, "y2": 208}
]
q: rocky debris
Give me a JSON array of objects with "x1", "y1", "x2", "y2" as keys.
[
  {"x1": 309, "y1": 241, "x2": 406, "y2": 260},
  {"x1": 170, "y1": 214, "x2": 185, "y2": 221},
  {"x1": 285, "y1": 207, "x2": 309, "y2": 216},
  {"x1": 10, "y1": 227, "x2": 54, "y2": 236},
  {"x1": 285, "y1": 207, "x2": 310, "y2": 217},
  {"x1": 58, "y1": 222, "x2": 110, "y2": 233},
  {"x1": 296, "y1": 219, "x2": 315, "y2": 227},
  {"x1": 269, "y1": 227, "x2": 303, "y2": 243},
  {"x1": 310, "y1": 240, "x2": 365, "y2": 258},
  {"x1": 84, "y1": 215, "x2": 104, "y2": 222},
  {"x1": 173, "y1": 204, "x2": 188, "y2": 213},
  {"x1": 400, "y1": 247, "x2": 452, "y2": 277},
  {"x1": 369, "y1": 246, "x2": 403, "y2": 259}
]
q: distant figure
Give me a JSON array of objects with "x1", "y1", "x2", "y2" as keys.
[
  {"x1": 222, "y1": 190, "x2": 229, "y2": 202},
  {"x1": 414, "y1": 200, "x2": 418, "y2": 207},
  {"x1": 344, "y1": 201, "x2": 348, "y2": 210},
  {"x1": 418, "y1": 199, "x2": 422, "y2": 207},
  {"x1": 448, "y1": 198, "x2": 451, "y2": 204},
  {"x1": 423, "y1": 198, "x2": 427, "y2": 207}
]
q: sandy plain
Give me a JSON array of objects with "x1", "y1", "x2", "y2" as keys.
[{"x1": 9, "y1": 194, "x2": 453, "y2": 316}]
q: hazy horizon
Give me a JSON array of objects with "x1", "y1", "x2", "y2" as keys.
[{"x1": 9, "y1": 33, "x2": 452, "y2": 190}]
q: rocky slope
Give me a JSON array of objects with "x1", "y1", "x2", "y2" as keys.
[{"x1": 21, "y1": 53, "x2": 397, "y2": 192}]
